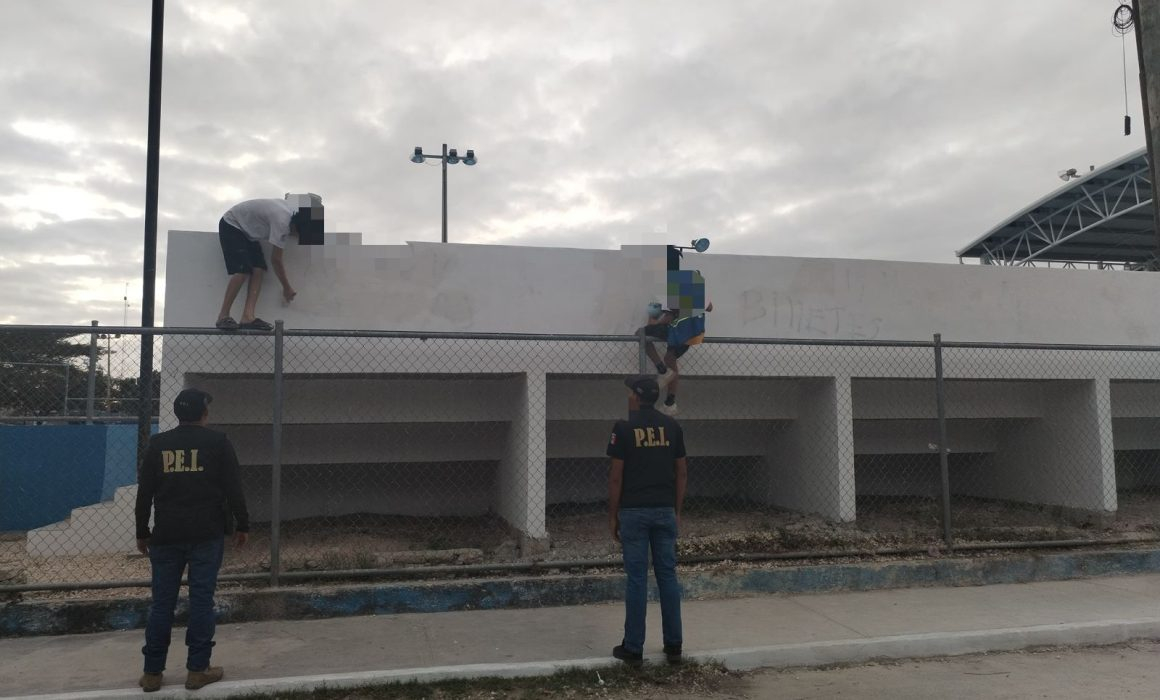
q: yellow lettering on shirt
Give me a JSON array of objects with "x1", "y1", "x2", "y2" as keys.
[
  {"x1": 631, "y1": 426, "x2": 672, "y2": 448},
  {"x1": 161, "y1": 449, "x2": 205, "y2": 473}
]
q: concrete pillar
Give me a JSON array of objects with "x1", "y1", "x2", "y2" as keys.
[
  {"x1": 762, "y1": 376, "x2": 856, "y2": 522},
  {"x1": 1093, "y1": 378, "x2": 1119, "y2": 512},
  {"x1": 974, "y1": 379, "x2": 1116, "y2": 513},
  {"x1": 498, "y1": 372, "x2": 548, "y2": 546}
]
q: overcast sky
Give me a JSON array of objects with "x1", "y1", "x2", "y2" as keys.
[{"x1": 0, "y1": 0, "x2": 1146, "y2": 326}]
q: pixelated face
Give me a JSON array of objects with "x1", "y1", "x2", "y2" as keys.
[
  {"x1": 286, "y1": 192, "x2": 325, "y2": 245},
  {"x1": 629, "y1": 244, "x2": 706, "y2": 321},
  {"x1": 667, "y1": 268, "x2": 706, "y2": 318}
]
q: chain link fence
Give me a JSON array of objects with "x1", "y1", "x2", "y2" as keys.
[{"x1": 1, "y1": 324, "x2": 1159, "y2": 595}]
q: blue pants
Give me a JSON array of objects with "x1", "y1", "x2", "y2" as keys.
[
  {"x1": 142, "y1": 538, "x2": 224, "y2": 674},
  {"x1": 619, "y1": 507, "x2": 682, "y2": 653}
]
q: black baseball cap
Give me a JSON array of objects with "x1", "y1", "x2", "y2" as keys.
[
  {"x1": 174, "y1": 388, "x2": 213, "y2": 422},
  {"x1": 624, "y1": 375, "x2": 660, "y2": 404}
]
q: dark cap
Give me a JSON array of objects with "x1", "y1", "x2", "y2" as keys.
[
  {"x1": 624, "y1": 375, "x2": 660, "y2": 404},
  {"x1": 174, "y1": 388, "x2": 212, "y2": 422}
]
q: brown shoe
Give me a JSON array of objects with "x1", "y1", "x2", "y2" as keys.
[
  {"x1": 138, "y1": 672, "x2": 163, "y2": 692},
  {"x1": 185, "y1": 666, "x2": 223, "y2": 690}
]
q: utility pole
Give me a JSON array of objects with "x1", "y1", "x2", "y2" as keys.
[
  {"x1": 137, "y1": 0, "x2": 164, "y2": 469},
  {"x1": 1132, "y1": 0, "x2": 1160, "y2": 254}
]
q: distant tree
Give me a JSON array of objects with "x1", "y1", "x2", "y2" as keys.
[
  {"x1": 0, "y1": 329, "x2": 91, "y2": 417},
  {"x1": 109, "y1": 371, "x2": 162, "y2": 417}
]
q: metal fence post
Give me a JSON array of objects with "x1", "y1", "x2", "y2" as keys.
[
  {"x1": 85, "y1": 320, "x2": 98, "y2": 423},
  {"x1": 637, "y1": 330, "x2": 648, "y2": 374},
  {"x1": 270, "y1": 320, "x2": 284, "y2": 586},
  {"x1": 61, "y1": 363, "x2": 69, "y2": 416},
  {"x1": 933, "y1": 333, "x2": 953, "y2": 550}
]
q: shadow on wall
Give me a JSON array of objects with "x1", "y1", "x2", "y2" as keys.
[{"x1": 0, "y1": 423, "x2": 157, "y2": 531}]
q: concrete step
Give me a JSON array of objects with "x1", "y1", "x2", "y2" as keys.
[{"x1": 26, "y1": 489, "x2": 138, "y2": 557}]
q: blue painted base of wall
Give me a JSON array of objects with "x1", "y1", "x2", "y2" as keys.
[
  {"x1": 0, "y1": 423, "x2": 156, "y2": 531},
  {"x1": 3, "y1": 547, "x2": 1159, "y2": 638}
]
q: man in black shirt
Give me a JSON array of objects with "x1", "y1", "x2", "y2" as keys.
[
  {"x1": 135, "y1": 389, "x2": 249, "y2": 692},
  {"x1": 606, "y1": 375, "x2": 688, "y2": 665}
]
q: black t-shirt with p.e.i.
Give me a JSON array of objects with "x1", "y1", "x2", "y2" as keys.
[
  {"x1": 135, "y1": 424, "x2": 250, "y2": 545},
  {"x1": 606, "y1": 406, "x2": 686, "y2": 508}
]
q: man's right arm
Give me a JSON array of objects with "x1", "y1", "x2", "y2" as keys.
[
  {"x1": 135, "y1": 441, "x2": 159, "y2": 549},
  {"x1": 270, "y1": 247, "x2": 295, "y2": 302},
  {"x1": 606, "y1": 422, "x2": 628, "y2": 543}
]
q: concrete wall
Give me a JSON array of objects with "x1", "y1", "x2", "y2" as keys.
[
  {"x1": 966, "y1": 380, "x2": 1116, "y2": 512},
  {"x1": 499, "y1": 374, "x2": 547, "y2": 539},
  {"x1": 0, "y1": 424, "x2": 153, "y2": 532},
  {"x1": 99, "y1": 425, "x2": 143, "y2": 501},
  {"x1": 166, "y1": 231, "x2": 1160, "y2": 344},
  {"x1": 0, "y1": 425, "x2": 104, "y2": 531},
  {"x1": 757, "y1": 378, "x2": 856, "y2": 521},
  {"x1": 241, "y1": 462, "x2": 497, "y2": 522},
  {"x1": 147, "y1": 232, "x2": 1160, "y2": 540}
]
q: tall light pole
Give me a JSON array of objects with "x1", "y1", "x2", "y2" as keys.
[
  {"x1": 137, "y1": 0, "x2": 164, "y2": 467},
  {"x1": 411, "y1": 144, "x2": 477, "y2": 243},
  {"x1": 1120, "y1": 1, "x2": 1160, "y2": 257}
]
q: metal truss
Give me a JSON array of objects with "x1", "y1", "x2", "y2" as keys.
[{"x1": 978, "y1": 159, "x2": 1153, "y2": 266}]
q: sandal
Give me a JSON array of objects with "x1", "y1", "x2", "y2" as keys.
[
  {"x1": 238, "y1": 318, "x2": 273, "y2": 331},
  {"x1": 215, "y1": 316, "x2": 239, "y2": 331}
]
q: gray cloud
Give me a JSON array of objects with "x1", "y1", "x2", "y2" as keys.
[{"x1": 0, "y1": 0, "x2": 1147, "y2": 326}]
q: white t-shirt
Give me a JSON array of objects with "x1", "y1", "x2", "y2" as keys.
[{"x1": 223, "y1": 199, "x2": 296, "y2": 249}]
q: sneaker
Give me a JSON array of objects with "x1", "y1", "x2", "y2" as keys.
[
  {"x1": 612, "y1": 644, "x2": 643, "y2": 666},
  {"x1": 664, "y1": 645, "x2": 683, "y2": 665},
  {"x1": 657, "y1": 368, "x2": 676, "y2": 388},
  {"x1": 214, "y1": 316, "x2": 239, "y2": 331},
  {"x1": 139, "y1": 672, "x2": 163, "y2": 692},
  {"x1": 185, "y1": 666, "x2": 223, "y2": 690},
  {"x1": 659, "y1": 401, "x2": 679, "y2": 416}
]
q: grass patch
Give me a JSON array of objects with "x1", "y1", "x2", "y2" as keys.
[{"x1": 241, "y1": 661, "x2": 734, "y2": 699}]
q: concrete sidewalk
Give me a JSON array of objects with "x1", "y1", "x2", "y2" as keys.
[{"x1": 2, "y1": 574, "x2": 1159, "y2": 699}]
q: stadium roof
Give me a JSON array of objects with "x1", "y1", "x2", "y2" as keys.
[{"x1": 956, "y1": 148, "x2": 1157, "y2": 268}]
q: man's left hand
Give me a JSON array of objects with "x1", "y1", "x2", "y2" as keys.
[
  {"x1": 609, "y1": 514, "x2": 620, "y2": 544},
  {"x1": 136, "y1": 538, "x2": 150, "y2": 556}
]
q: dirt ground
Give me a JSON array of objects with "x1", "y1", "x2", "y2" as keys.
[{"x1": 2, "y1": 492, "x2": 1157, "y2": 600}]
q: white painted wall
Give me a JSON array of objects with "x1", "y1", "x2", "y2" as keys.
[
  {"x1": 166, "y1": 231, "x2": 1160, "y2": 344},
  {"x1": 970, "y1": 380, "x2": 1116, "y2": 512},
  {"x1": 153, "y1": 232, "x2": 1160, "y2": 537},
  {"x1": 760, "y1": 377, "x2": 856, "y2": 521},
  {"x1": 498, "y1": 373, "x2": 548, "y2": 539},
  {"x1": 35, "y1": 235, "x2": 1160, "y2": 556}
]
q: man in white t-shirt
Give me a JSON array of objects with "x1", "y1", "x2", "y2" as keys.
[{"x1": 215, "y1": 196, "x2": 317, "y2": 331}]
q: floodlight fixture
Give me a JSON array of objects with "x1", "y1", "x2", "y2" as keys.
[{"x1": 409, "y1": 143, "x2": 479, "y2": 243}]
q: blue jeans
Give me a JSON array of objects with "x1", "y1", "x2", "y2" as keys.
[
  {"x1": 619, "y1": 507, "x2": 682, "y2": 654},
  {"x1": 142, "y1": 538, "x2": 224, "y2": 673}
]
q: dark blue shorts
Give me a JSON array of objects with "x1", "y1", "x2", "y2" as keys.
[{"x1": 218, "y1": 218, "x2": 266, "y2": 274}]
